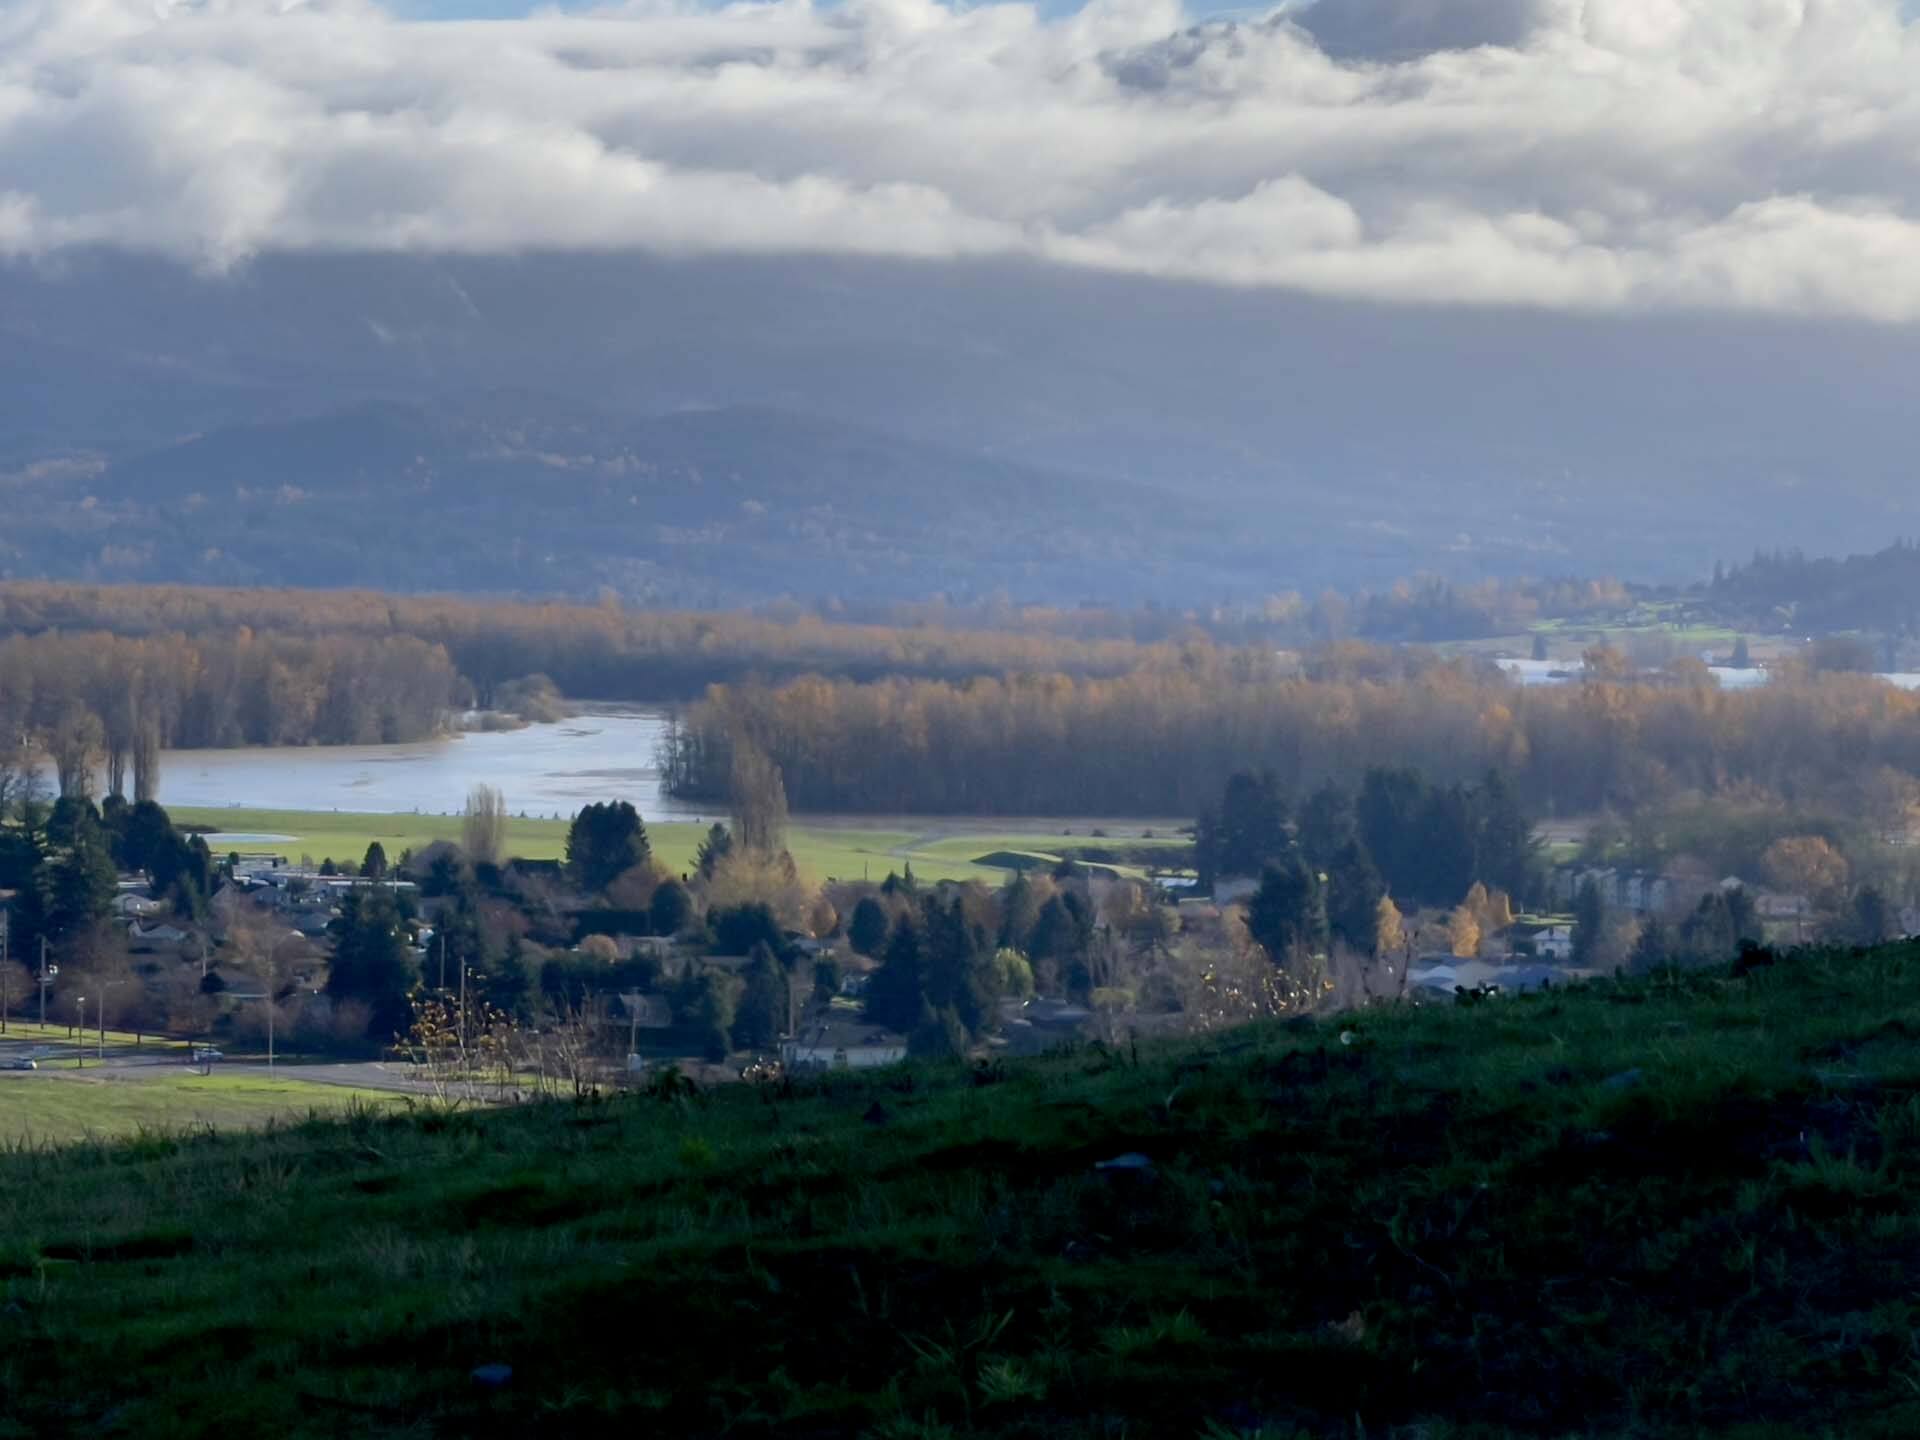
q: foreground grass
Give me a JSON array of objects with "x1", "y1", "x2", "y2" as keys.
[
  {"x1": 0, "y1": 1074, "x2": 404, "y2": 1145},
  {"x1": 10, "y1": 946, "x2": 1920, "y2": 1436},
  {"x1": 168, "y1": 807, "x2": 1184, "y2": 886}
]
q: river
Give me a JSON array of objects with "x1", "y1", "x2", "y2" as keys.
[{"x1": 147, "y1": 709, "x2": 713, "y2": 821}]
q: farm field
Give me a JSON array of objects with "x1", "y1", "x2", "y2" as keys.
[{"x1": 168, "y1": 808, "x2": 1194, "y2": 886}]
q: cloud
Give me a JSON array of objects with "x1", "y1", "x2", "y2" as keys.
[{"x1": 4, "y1": 0, "x2": 1920, "y2": 318}]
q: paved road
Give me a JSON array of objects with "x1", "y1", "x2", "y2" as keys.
[{"x1": 0, "y1": 1035, "x2": 442, "y2": 1094}]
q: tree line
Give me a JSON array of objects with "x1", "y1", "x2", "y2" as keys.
[
  {"x1": 660, "y1": 662, "x2": 1920, "y2": 819},
  {"x1": 0, "y1": 583, "x2": 1192, "y2": 704},
  {"x1": 0, "y1": 630, "x2": 460, "y2": 793}
]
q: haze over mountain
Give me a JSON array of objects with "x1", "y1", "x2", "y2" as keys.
[{"x1": 5, "y1": 0, "x2": 1920, "y2": 602}]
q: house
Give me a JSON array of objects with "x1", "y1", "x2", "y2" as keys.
[
  {"x1": 1755, "y1": 891, "x2": 1812, "y2": 921},
  {"x1": 112, "y1": 893, "x2": 165, "y2": 920},
  {"x1": 128, "y1": 920, "x2": 192, "y2": 954},
  {"x1": 780, "y1": 1018, "x2": 907, "y2": 1071},
  {"x1": 1530, "y1": 923, "x2": 1574, "y2": 960}
]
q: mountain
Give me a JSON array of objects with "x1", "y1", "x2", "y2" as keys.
[
  {"x1": 7, "y1": 248, "x2": 1920, "y2": 602},
  {"x1": 6, "y1": 395, "x2": 1245, "y2": 606}
]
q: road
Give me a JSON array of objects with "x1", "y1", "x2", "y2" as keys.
[{"x1": 0, "y1": 1034, "x2": 443, "y2": 1094}]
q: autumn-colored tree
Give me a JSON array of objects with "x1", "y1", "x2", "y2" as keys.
[
  {"x1": 1375, "y1": 896, "x2": 1405, "y2": 957},
  {"x1": 1760, "y1": 835, "x2": 1850, "y2": 909},
  {"x1": 1446, "y1": 906, "x2": 1481, "y2": 959}
]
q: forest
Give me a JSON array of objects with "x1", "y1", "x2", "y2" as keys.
[
  {"x1": 0, "y1": 583, "x2": 1192, "y2": 703},
  {"x1": 661, "y1": 660, "x2": 1920, "y2": 823},
  {"x1": 0, "y1": 630, "x2": 459, "y2": 801}
]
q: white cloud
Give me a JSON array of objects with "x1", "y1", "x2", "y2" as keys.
[{"x1": 4, "y1": 0, "x2": 1920, "y2": 318}]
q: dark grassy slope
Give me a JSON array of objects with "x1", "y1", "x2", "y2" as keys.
[{"x1": 8, "y1": 950, "x2": 1920, "y2": 1438}]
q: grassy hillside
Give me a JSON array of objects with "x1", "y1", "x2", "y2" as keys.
[
  {"x1": 7, "y1": 946, "x2": 1920, "y2": 1437},
  {"x1": 0, "y1": 1074, "x2": 405, "y2": 1145}
]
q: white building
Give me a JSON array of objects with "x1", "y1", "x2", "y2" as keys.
[{"x1": 780, "y1": 1019, "x2": 907, "y2": 1071}]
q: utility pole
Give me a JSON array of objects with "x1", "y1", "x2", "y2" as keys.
[
  {"x1": 39, "y1": 936, "x2": 50, "y2": 1027},
  {"x1": 97, "y1": 991, "x2": 106, "y2": 1062},
  {"x1": 1, "y1": 908, "x2": 9, "y2": 1035}
]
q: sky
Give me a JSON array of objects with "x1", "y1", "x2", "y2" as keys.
[{"x1": 6, "y1": 0, "x2": 1920, "y2": 322}]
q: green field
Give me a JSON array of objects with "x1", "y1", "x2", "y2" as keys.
[
  {"x1": 0, "y1": 1073, "x2": 403, "y2": 1144},
  {"x1": 6, "y1": 945, "x2": 1920, "y2": 1435},
  {"x1": 170, "y1": 808, "x2": 1192, "y2": 887}
]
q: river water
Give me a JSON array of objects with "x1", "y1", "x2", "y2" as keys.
[{"x1": 148, "y1": 709, "x2": 714, "y2": 821}]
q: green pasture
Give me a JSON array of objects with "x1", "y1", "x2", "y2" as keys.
[
  {"x1": 168, "y1": 808, "x2": 1192, "y2": 888},
  {"x1": 0, "y1": 1073, "x2": 403, "y2": 1145}
]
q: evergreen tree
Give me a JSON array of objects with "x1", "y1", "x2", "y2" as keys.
[
  {"x1": 649, "y1": 878, "x2": 693, "y2": 937},
  {"x1": 848, "y1": 895, "x2": 891, "y2": 957},
  {"x1": 1472, "y1": 769, "x2": 1538, "y2": 905},
  {"x1": 1411, "y1": 785, "x2": 1476, "y2": 909},
  {"x1": 711, "y1": 902, "x2": 782, "y2": 957},
  {"x1": 694, "y1": 822, "x2": 733, "y2": 880},
  {"x1": 1358, "y1": 767, "x2": 1426, "y2": 901},
  {"x1": 1247, "y1": 856, "x2": 1327, "y2": 964},
  {"x1": 1298, "y1": 782, "x2": 1357, "y2": 869},
  {"x1": 493, "y1": 935, "x2": 535, "y2": 1021},
  {"x1": 921, "y1": 896, "x2": 998, "y2": 1039},
  {"x1": 1326, "y1": 840, "x2": 1385, "y2": 954},
  {"x1": 1027, "y1": 891, "x2": 1093, "y2": 981},
  {"x1": 118, "y1": 799, "x2": 177, "y2": 878},
  {"x1": 325, "y1": 888, "x2": 417, "y2": 1043},
  {"x1": 1198, "y1": 770, "x2": 1291, "y2": 885},
  {"x1": 865, "y1": 913, "x2": 927, "y2": 1031},
  {"x1": 360, "y1": 841, "x2": 389, "y2": 882},
  {"x1": 731, "y1": 942, "x2": 788, "y2": 1050},
  {"x1": 37, "y1": 809, "x2": 117, "y2": 952},
  {"x1": 1730, "y1": 635, "x2": 1752, "y2": 669},
  {"x1": 565, "y1": 801, "x2": 651, "y2": 894}
]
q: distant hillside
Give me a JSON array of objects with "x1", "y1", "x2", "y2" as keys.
[
  {"x1": 1709, "y1": 543, "x2": 1920, "y2": 636},
  {"x1": 11, "y1": 249, "x2": 1920, "y2": 602},
  {"x1": 0, "y1": 397, "x2": 1240, "y2": 606},
  {"x1": 8, "y1": 945, "x2": 1920, "y2": 1437}
]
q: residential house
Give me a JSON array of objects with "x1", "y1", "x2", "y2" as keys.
[
  {"x1": 128, "y1": 920, "x2": 192, "y2": 954},
  {"x1": 780, "y1": 1018, "x2": 907, "y2": 1071},
  {"x1": 112, "y1": 893, "x2": 165, "y2": 920}
]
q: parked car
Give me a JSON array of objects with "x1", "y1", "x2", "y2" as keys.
[
  {"x1": 2, "y1": 1057, "x2": 37, "y2": 1071},
  {"x1": 190, "y1": 1048, "x2": 224, "y2": 1063}
]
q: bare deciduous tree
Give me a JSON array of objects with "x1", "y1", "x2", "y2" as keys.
[
  {"x1": 462, "y1": 784, "x2": 507, "y2": 867},
  {"x1": 728, "y1": 736, "x2": 789, "y2": 855}
]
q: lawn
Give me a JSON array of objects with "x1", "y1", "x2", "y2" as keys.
[
  {"x1": 7, "y1": 944, "x2": 1920, "y2": 1436},
  {"x1": 167, "y1": 808, "x2": 1188, "y2": 887},
  {"x1": 0, "y1": 1073, "x2": 403, "y2": 1145}
]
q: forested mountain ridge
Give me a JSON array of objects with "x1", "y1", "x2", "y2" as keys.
[
  {"x1": 10, "y1": 249, "x2": 1920, "y2": 605},
  {"x1": 5, "y1": 396, "x2": 1233, "y2": 607}
]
